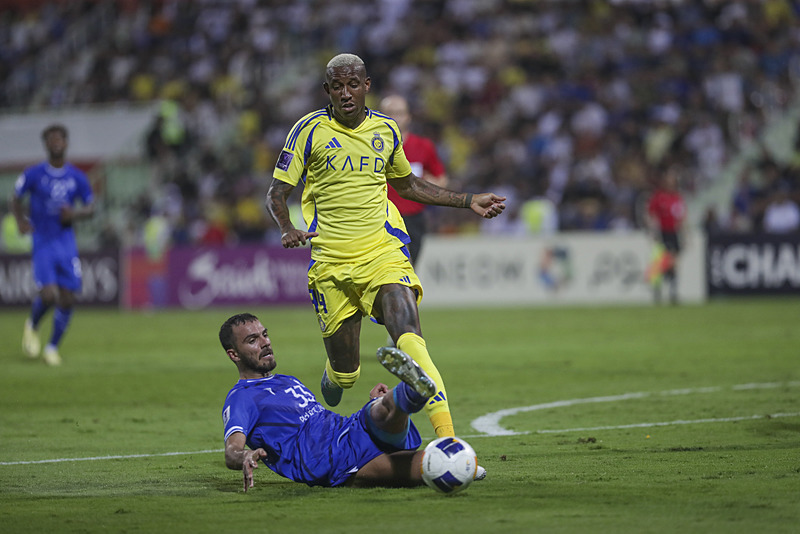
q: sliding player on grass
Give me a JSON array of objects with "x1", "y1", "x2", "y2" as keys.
[{"x1": 221, "y1": 312, "x2": 437, "y2": 489}]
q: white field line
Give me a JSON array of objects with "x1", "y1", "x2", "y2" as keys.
[
  {"x1": 0, "y1": 449, "x2": 223, "y2": 466},
  {"x1": 461, "y1": 412, "x2": 800, "y2": 439},
  {"x1": 469, "y1": 381, "x2": 800, "y2": 437},
  {"x1": 2, "y1": 381, "x2": 799, "y2": 465}
]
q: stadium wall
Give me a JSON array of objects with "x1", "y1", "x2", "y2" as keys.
[
  {"x1": 414, "y1": 231, "x2": 707, "y2": 306},
  {"x1": 13, "y1": 231, "x2": 800, "y2": 310}
]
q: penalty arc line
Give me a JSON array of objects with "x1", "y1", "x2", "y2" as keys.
[
  {"x1": 469, "y1": 380, "x2": 800, "y2": 437},
  {"x1": 460, "y1": 412, "x2": 800, "y2": 439}
]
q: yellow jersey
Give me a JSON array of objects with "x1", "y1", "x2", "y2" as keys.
[{"x1": 273, "y1": 106, "x2": 414, "y2": 263}]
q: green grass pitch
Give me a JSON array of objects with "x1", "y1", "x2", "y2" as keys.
[{"x1": 1, "y1": 299, "x2": 798, "y2": 533}]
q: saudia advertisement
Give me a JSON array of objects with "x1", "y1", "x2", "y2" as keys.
[
  {"x1": 166, "y1": 245, "x2": 310, "y2": 309},
  {"x1": 123, "y1": 245, "x2": 310, "y2": 310},
  {"x1": 707, "y1": 234, "x2": 800, "y2": 295}
]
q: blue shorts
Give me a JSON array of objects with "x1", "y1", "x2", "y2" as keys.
[
  {"x1": 32, "y1": 241, "x2": 82, "y2": 292},
  {"x1": 320, "y1": 400, "x2": 422, "y2": 487}
]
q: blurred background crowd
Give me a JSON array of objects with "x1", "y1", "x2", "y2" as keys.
[{"x1": 2, "y1": 0, "x2": 800, "y2": 251}]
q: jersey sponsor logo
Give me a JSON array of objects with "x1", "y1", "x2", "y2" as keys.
[
  {"x1": 325, "y1": 137, "x2": 342, "y2": 149},
  {"x1": 222, "y1": 405, "x2": 230, "y2": 426},
  {"x1": 298, "y1": 403, "x2": 324, "y2": 423},
  {"x1": 324, "y1": 154, "x2": 385, "y2": 173},
  {"x1": 371, "y1": 132, "x2": 385, "y2": 153},
  {"x1": 276, "y1": 150, "x2": 294, "y2": 171}
]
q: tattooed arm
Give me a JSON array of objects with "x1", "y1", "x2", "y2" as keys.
[
  {"x1": 388, "y1": 173, "x2": 506, "y2": 219},
  {"x1": 266, "y1": 178, "x2": 318, "y2": 248}
]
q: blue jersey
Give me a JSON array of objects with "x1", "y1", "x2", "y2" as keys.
[
  {"x1": 14, "y1": 162, "x2": 93, "y2": 252},
  {"x1": 222, "y1": 374, "x2": 421, "y2": 487}
]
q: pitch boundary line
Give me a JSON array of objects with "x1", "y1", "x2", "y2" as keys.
[{"x1": 2, "y1": 381, "x2": 798, "y2": 466}]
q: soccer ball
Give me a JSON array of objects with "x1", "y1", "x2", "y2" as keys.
[{"x1": 420, "y1": 436, "x2": 478, "y2": 494}]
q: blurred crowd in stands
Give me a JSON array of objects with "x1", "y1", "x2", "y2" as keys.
[{"x1": 2, "y1": 0, "x2": 800, "y2": 251}]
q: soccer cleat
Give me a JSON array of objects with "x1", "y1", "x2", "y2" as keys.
[
  {"x1": 43, "y1": 345, "x2": 62, "y2": 366},
  {"x1": 376, "y1": 346, "x2": 436, "y2": 399},
  {"x1": 22, "y1": 319, "x2": 41, "y2": 358},
  {"x1": 320, "y1": 369, "x2": 343, "y2": 406},
  {"x1": 474, "y1": 465, "x2": 487, "y2": 481}
]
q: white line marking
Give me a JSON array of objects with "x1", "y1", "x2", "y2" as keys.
[
  {"x1": 0, "y1": 449, "x2": 223, "y2": 466},
  {"x1": 460, "y1": 412, "x2": 800, "y2": 438},
  {"x1": 3, "y1": 382, "x2": 800, "y2": 466},
  {"x1": 470, "y1": 381, "x2": 800, "y2": 437}
]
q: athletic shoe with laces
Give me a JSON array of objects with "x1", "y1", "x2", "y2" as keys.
[
  {"x1": 22, "y1": 319, "x2": 41, "y2": 358},
  {"x1": 376, "y1": 346, "x2": 436, "y2": 399},
  {"x1": 474, "y1": 465, "x2": 487, "y2": 481},
  {"x1": 43, "y1": 345, "x2": 62, "y2": 366},
  {"x1": 320, "y1": 369, "x2": 343, "y2": 406}
]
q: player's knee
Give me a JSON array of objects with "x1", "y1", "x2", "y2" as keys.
[{"x1": 40, "y1": 287, "x2": 58, "y2": 305}]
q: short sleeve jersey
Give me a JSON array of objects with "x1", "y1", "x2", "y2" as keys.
[
  {"x1": 273, "y1": 106, "x2": 414, "y2": 263},
  {"x1": 223, "y1": 374, "x2": 393, "y2": 487},
  {"x1": 647, "y1": 190, "x2": 685, "y2": 233},
  {"x1": 14, "y1": 162, "x2": 93, "y2": 250}
]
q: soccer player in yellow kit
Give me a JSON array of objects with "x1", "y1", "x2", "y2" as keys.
[{"x1": 267, "y1": 53, "x2": 505, "y2": 445}]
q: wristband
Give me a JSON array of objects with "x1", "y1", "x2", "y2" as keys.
[{"x1": 464, "y1": 193, "x2": 473, "y2": 208}]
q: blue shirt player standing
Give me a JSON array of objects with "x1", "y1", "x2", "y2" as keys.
[{"x1": 12, "y1": 124, "x2": 94, "y2": 366}]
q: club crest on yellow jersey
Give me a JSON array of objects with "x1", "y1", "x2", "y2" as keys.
[{"x1": 371, "y1": 132, "x2": 385, "y2": 153}]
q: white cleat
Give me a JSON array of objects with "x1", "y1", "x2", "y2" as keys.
[
  {"x1": 43, "y1": 345, "x2": 62, "y2": 366},
  {"x1": 474, "y1": 465, "x2": 487, "y2": 481},
  {"x1": 376, "y1": 346, "x2": 436, "y2": 398},
  {"x1": 22, "y1": 319, "x2": 41, "y2": 358}
]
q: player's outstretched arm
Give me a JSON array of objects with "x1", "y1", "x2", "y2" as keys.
[
  {"x1": 225, "y1": 432, "x2": 268, "y2": 492},
  {"x1": 388, "y1": 174, "x2": 505, "y2": 218},
  {"x1": 266, "y1": 178, "x2": 318, "y2": 248}
]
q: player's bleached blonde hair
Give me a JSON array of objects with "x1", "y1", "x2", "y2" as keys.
[{"x1": 326, "y1": 53, "x2": 366, "y2": 72}]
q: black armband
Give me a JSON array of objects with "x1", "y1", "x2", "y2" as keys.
[{"x1": 464, "y1": 193, "x2": 473, "y2": 208}]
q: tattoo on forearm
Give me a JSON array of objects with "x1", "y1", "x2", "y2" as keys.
[
  {"x1": 267, "y1": 180, "x2": 296, "y2": 231},
  {"x1": 398, "y1": 176, "x2": 471, "y2": 208}
]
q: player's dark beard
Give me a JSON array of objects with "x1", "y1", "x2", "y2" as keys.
[{"x1": 246, "y1": 354, "x2": 275, "y2": 374}]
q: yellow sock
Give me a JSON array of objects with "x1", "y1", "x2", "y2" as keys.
[
  {"x1": 325, "y1": 359, "x2": 360, "y2": 389},
  {"x1": 396, "y1": 333, "x2": 455, "y2": 437}
]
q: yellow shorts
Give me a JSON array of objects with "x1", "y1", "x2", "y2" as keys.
[{"x1": 307, "y1": 248, "x2": 423, "y2": 337}]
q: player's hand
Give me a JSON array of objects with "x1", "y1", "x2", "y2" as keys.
[
  {"x1": 471, "y1": 193, "x2": 506, "y2": 219},
  {"x1": 242, "y1": 448, "x2": 267, "y2": 492},
  {"x1": 280, "y1": 229, "x2": 319, "y2": 248},
  {"x1": 369, "y1": 383, "x2": 389, "y2": 399},
  {"x1": 59, "y1": 205, "x2": 74, "y2": 226},
  {"x1": 16, "y1": 217, "x2": 32, "y2": 234}
]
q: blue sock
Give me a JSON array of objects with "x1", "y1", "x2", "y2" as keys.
[
  {"x1": 393, "y1": 382, "x2": 428, "y2": 415},
  {"x1": 50, "y1": 307, "x2": 73, "y2": 347},
  {"x1": 30, "y1": 297, "x2": 49, "y2": 328}
]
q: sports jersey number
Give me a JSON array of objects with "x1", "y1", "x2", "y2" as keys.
[
  {"x1": 309, "y1": 288, "x2": 328, "y2": 314},
  {"x1": 285, "y1": 385, "x2": 316, "y2": 408}
]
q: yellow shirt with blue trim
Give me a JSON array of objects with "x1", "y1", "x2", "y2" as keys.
[{"x1": 273, "y1": 106, "x2": 413, "y2": 263}]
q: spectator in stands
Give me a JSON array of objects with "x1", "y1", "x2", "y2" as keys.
[
  {"x1": 2, "y1": 1, "x2": 799, "y2": 241},
  {"x1": 762, "y1": 185, "x2": 800, "y2": 234}
]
